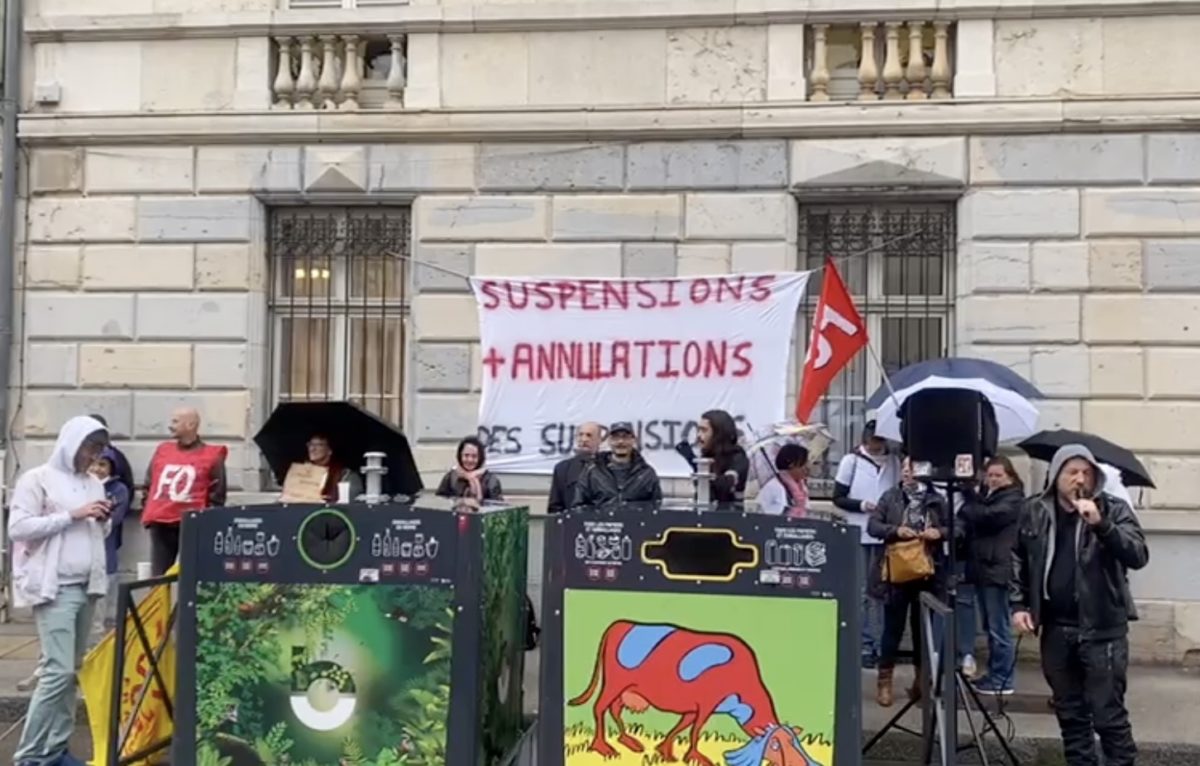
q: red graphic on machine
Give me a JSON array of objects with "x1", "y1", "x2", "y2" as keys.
[{"x1": 569, "y1": 620, "x2": 822, "y2": 766}]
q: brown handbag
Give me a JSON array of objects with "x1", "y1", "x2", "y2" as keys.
[{"x1": 883, "y1": 538, "x2": 935, "y2": 584}]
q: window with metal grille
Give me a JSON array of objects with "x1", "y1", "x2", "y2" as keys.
[
  {"x1": 268, "y1": 207, "x2": 410, "y2": 426},
  {"x1": 797, "y1": 202, "x2": 955, "y2": 496}
]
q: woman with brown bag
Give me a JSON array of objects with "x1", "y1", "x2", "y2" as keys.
[{"x1": 867, "y1": 456, "x2": 952, "y2": 707}]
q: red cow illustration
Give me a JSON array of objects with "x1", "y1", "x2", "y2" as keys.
[{"x1": 569, "y1": 620, "x2": 821, "y2": 766}]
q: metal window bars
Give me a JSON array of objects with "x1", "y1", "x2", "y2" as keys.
[
  {"x1": 797, "y1": 203, "x2": 956, "y2": 496},
  {"x1": 267, "y1": 207, "x2": 411, "y2": 427}
]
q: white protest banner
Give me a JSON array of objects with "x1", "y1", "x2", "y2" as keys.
[{"x1": 470, "y1": 272, "x2": 811, "y2": 477}]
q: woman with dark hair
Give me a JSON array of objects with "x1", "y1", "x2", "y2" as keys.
[
  {"x1": 961, "y1": 454, "x2": 1024, "y2": 696},
  {"x1": 435, "y1": 436, "x2": 535, "y2": 649},
  {"x1": 87, "y1": 414, "x2": 135, "y2": 495},
  {"x1": 677, "y1": 409, "x2": 749, "y2": 505},
  {"x1": 89, "y1": 449, "x2": 131, "y2": 633},
  {"x1": 435, "y1": 436, "x2": 504, "y2": 504},
  {"x1": 868, "y1": 456, "x2": 951, "y2": 707},
  {"x1": 756, "y1": 443, "x2": 810, "y2": 517}
]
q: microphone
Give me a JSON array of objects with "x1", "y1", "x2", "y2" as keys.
[{"x1": 1074, "y1": 484, "x2": 1102, "y2": 525}]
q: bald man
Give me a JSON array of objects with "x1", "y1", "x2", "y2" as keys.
[
  {"x1": 547, "y1": 421, "x2": 601, "y2": 513},
  {"x1": 142, "y1": 407, "x2": 228, "y2": 574}
]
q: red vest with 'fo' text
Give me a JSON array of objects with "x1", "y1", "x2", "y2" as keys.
[{"x1": 142, "y1": 441, "x2": 228, "y2": 526}]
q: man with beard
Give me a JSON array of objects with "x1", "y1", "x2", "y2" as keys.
[
  {"x1": 547, "y1": 421, "x2": 601, "y2": 513},
  {"x1": 1011, "y1": 444, "x2": 1148, "y2": 766},
  {"x1": 571, "y1": 422, "x2": 662, "y2": 509}
]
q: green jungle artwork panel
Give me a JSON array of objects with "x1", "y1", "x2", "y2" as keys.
[
  {"x1": 563, "y1": 590, "x2": 838, "y2": 766},
  {"x1": 480, "y1": 509, "x2": 530, "y2": 761},
  {"x1": 193, "y1": 582, "x2": 453, "y2": 766}
]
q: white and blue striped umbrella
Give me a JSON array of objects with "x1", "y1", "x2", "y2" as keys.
[{"x1": 866, "y1": 357, "x2": 1042, "y2": 410}]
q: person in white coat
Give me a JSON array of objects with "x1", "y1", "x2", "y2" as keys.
[
  {"x1": 756, "y1": 444, "x2": 810, "y2": 517},
  {"x1": 9, "y1": 415, "x2": 113, "y2": 766},
  {"x1": 832, "y1": 420, "x2": 901, "y2": 667}
]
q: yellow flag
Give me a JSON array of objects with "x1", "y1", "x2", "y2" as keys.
[{"x1": 80, "y1": 565, "x2": 179, "y2": 766}]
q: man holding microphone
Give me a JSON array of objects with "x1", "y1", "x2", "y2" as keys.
[{"x1": 1011, "y1": 444, "x2": 1148, "y2": 766}]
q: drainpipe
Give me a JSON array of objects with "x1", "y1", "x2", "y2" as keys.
[{"x1": 0, "y1": 0, "x2": 22, "y2": 451}]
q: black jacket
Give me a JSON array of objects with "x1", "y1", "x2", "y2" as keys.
[
  {"x1": 108, "y1": 444, "x2": 136, "y2": 496},
  {"x1": 571, "y1": 452, "x2": 662, "y2": 509},
  {"x1": 711, "y1": 448, "x2": 750, "y2": 504},
  {"x1": 867, "y1": 483, "x2": 951, "y2": 597},
  {"x1": 435, "y1": 470, "x2": 504, "y2": 501},
  {"x1": 1011, "y1": 492, "x2": 1148, "y2": 640},
  {"x1": 547, "y1": 454, "x2": 593, "y2": 514},
  {"x1": 675, "y1": 442, "x2": 749, "y2": 506},
  {"x1": 960, "y1": 484, "x2": 1024, "y2": 587}
]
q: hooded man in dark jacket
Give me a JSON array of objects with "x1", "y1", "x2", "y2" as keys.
[
  {"x1": 1011, "y1": 444, "x2": 1148, "y2": 766},
  {"x1": 571, "y1": 422, "x2": 662, "y2": 509}
]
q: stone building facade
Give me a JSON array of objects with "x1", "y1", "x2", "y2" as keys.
[{"x1": 8, "y1": 0, "x2": 1200, "y2": 658}]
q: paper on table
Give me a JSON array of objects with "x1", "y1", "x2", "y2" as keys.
[{"x1": 281, "y1": 463, "x2": 328, "y2": 502}]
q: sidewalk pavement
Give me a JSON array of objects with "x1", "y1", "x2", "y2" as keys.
[
  {"x1": 0, "y1": 620, "x2": 41, "y2": 722},
  {"x1": 860, "y1": 663, "x2": 1200, "y2": 764},
  {"x1": 0, "y1": 614, "x2": 1197, "y2": 764},
  {"x1": 0, "y1": 616, "x2": 91, "y2": 760}
]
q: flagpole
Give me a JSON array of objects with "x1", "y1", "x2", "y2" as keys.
[{"x1": 863, "y1": 340, "x2": 902, "y2": 409}]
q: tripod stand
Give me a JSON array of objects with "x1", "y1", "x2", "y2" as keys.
[
  {"x1": 861, "y1": 480, "x2": 1021, "y2": 766},
  {"x1": 861, "y1": 592, "x2": 1021, "y2": 766},
  {"x1": 919, "y1": 591, "x2": 1021, "y2": 766}
]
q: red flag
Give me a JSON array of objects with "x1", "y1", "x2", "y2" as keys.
[{"x1": 796, "y1": 258, "x2": 868, "y2": 423}]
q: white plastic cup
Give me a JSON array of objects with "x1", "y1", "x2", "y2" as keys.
[
  {"x1": 337, "y1": 481, "x2": 351, "y2": 504},
  {"x1": 136, "y1": 562, "x2": 153, "y2": 581}
]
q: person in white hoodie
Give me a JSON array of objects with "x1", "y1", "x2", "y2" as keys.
[{"x1": 9, "y1": 415, "x2": 112, "y2": 766}]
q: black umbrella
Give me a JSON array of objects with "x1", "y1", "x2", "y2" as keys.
[
  {"x1": 1017, "y1": 429, "x2": 1154, "y2": 488},
  {"x1": 254, "y1": 401, "x2": 423, "y2": 498}
]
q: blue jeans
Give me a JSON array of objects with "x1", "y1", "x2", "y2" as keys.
[
  {"x1": 978, "y1": 584, "x2": 1016, "y2": 685},
  {"x1": 928, "y1": 564, "x2": 977, "y2": 664},
  {"x1": 861, "y1": 544, "x2": 883, "y2": 659},
  {"x1": 15, "y1": 585, "x2": 94, "y2": 765},
  {"x1": 955, "y1": 562, "x2": 978, "y2": 661}
]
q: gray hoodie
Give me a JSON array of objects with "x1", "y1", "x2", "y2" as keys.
[
  {"x1": 1038, "y1": 444, "x2": 1105, "y2": 602},
  {"x1": 1042, "y1": 443, "x2": 1106, "y2": 500}
]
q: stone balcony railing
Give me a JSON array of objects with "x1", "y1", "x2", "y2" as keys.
[
  {"x1": 265, "y1": 21, "x2": 950, "y2": 111},
  {"x1": 808, "y1": 21, "x2": 954, "y2": 101},
  {"x1": 271, "y1": 33, "x2": 406, "y2": 110}
]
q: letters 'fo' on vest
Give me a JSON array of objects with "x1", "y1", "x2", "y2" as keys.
[{"x1": 142, "y1": 443, "x2": 228, "y2": 526}]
